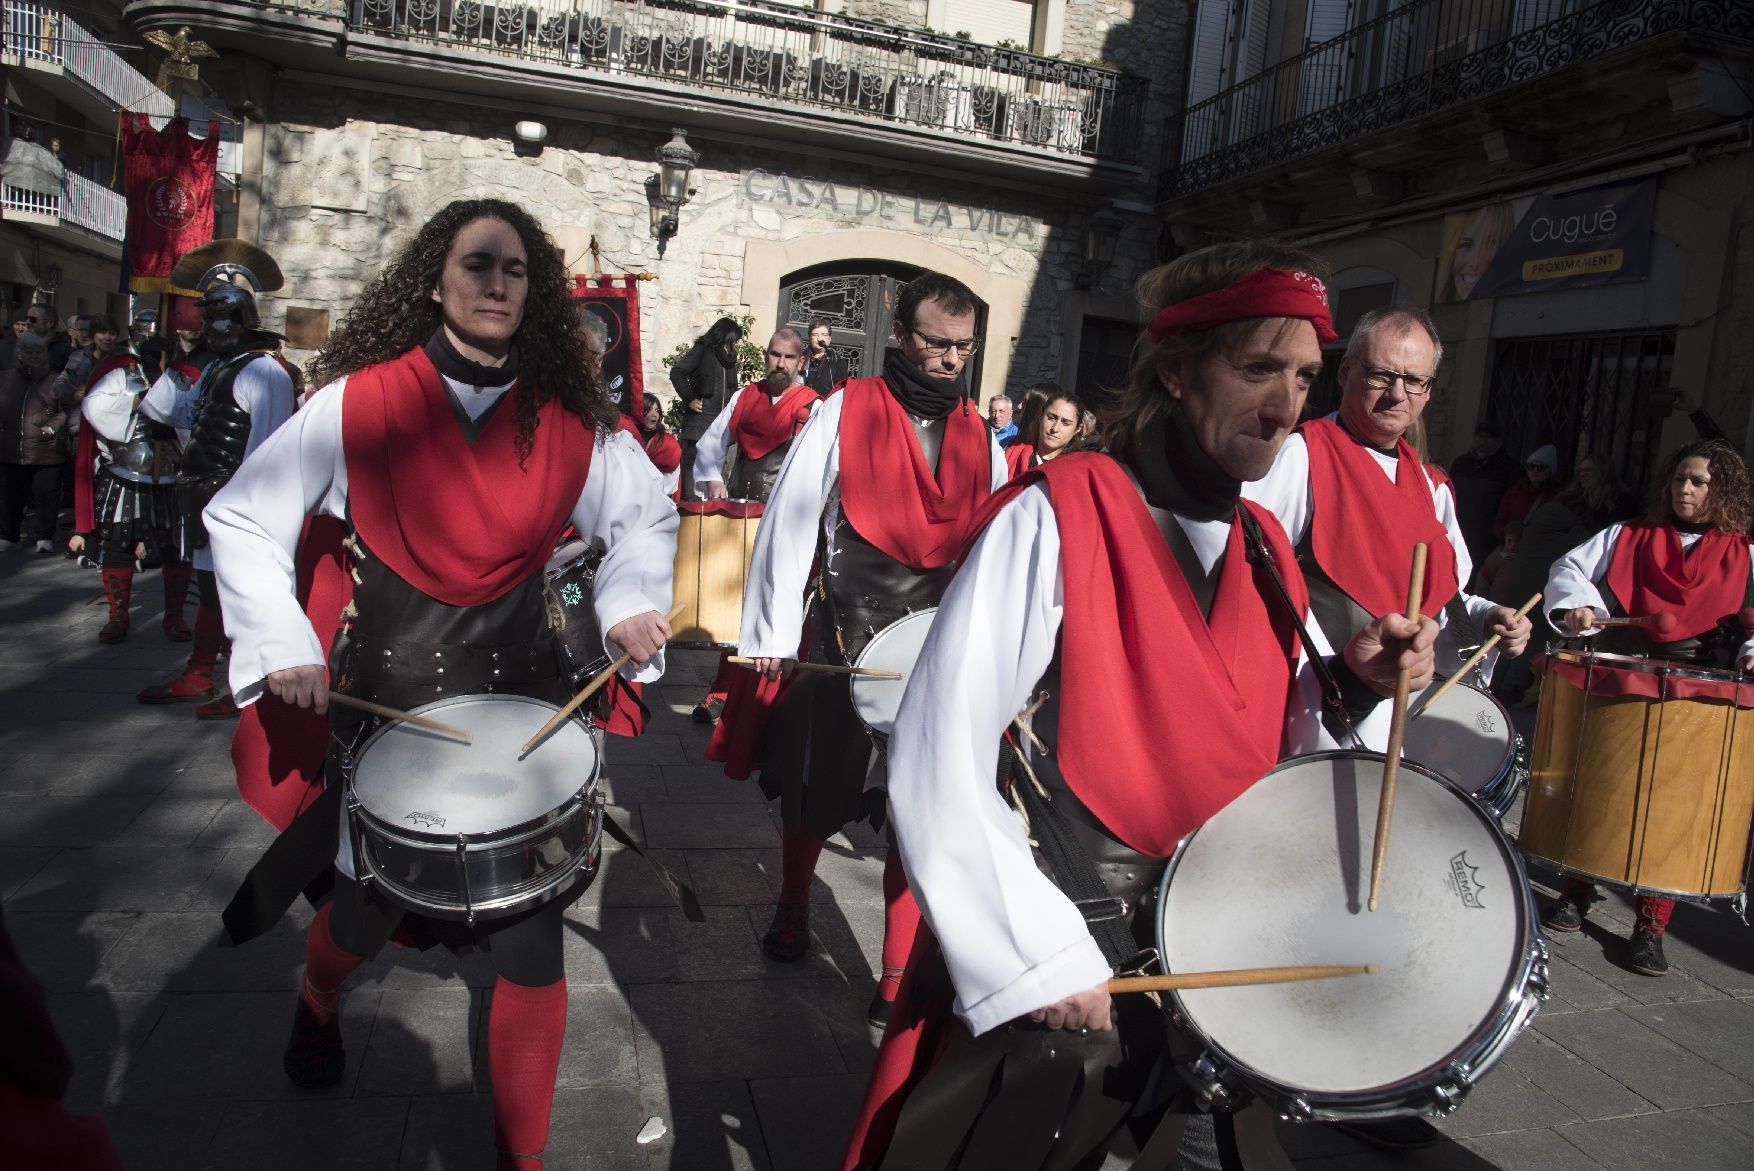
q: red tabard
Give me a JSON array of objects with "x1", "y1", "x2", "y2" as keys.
[
  {"x1": 979, "y1": 451, "x2": 1309, "y2": 857},
  {"x1": 341, "y1": 347, "x2": 594, "y2": 607},
  {"x1": 1602, "y1": 518, "x2": 1753, "y2": 642},
  {"x1": 835, "y1": 378, "x2": 993, "y2": 570},
  {"x1": 1301, "y1": 416, "x2": 1459, "y2": 618},
  {"x1": 1002, "y1": 441, "x2": 1037, "y2": 482},
  {"x1": 730, "y1": 381, "x2": 817, "y2": 460}
]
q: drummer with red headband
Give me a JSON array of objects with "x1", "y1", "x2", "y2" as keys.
[
  {"x1": 1244, "y1": 305, "x2": 1533, "y2": 754},
  {"x1": 1541, "y1": 438, "x2": 1754, "y2": 975},
  {"x1": 838, "y1": 243, "x2": 1438, "y2": 1170}
]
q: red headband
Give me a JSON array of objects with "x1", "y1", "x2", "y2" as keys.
[{"x1": 1146, "y1": 267, "x2": 1338, "y2": 346}]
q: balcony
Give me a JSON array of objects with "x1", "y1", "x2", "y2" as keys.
[
  {"x1": 0, "y1": 170, "x2": 129, "y2": 254},
  {"x1": 125, "y1": 0, "x2": 1147, "y2": 183},
  {"x1": 1160, "y1": 0, "x2": 1754, "y2": 212},
  {"x1": 2, "y1": 2, "x2": 176, "y2": 123}
]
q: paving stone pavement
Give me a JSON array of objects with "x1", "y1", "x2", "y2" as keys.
[{"x1": 4, "y1": 547, "x2": 1753, "y2": 1169}]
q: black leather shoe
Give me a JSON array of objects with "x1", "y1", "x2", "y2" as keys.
[
  {"x1": 692, "y1": 696, "x2": 725, "y2": 724},
  {"x1": 1628, "y1": 930, "x2": 1669, "y2": 976},
  {"x1": 761, "y1": 901, "x2": 810, "y2": 962},
  {"x1": 1542, "y1": 897, "x2": 1585, "y2": 933},
  {"x1": 283, "y1": 997, "x2": 345, "y2": 1089}
]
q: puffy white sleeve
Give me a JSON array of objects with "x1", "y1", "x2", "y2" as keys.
[
  {"x1": 888, "y1": 483, "x2": 1111, "y2": 1036},
  {"x1": 80, "y1": 367, "x2": 136, "y2": 444},
  {"x1": 740, "y1": 394, "x2": 841, "y2": 659},
  {"x1": 1544, "y1": 524, "x2": 1623, "y2": 636},
  {"x1": 139, "y1": 365, "x2": 200, "y2": 435},
  {"x1": 987, "y1": 428, "x2": 1008, "y2": 490},
  {"x1": 206, "y1": 379, "x2": 352, "y2": 707},
  {"x1": 1241, "y1": 433, "x2": 1314, "y2": 547},
  {"x1": 232, "y1": 355, "x2": 298, "y2": 458},
  {"x1": 574, "y1": 428, "x2": 679, "y2": 683},
  {"x1": 689, "y1": 387, "x2": 743, "y2": 492}
]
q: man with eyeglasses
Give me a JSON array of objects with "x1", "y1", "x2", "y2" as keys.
[
  {"x1": 1247, "y1": 306, "x2": 1531, "y2": 783},
  {"x1": 738, "y1": 271, "x2": 1006, "y2": 1037}
]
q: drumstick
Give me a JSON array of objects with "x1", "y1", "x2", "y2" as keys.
[
  {"x1": 1411, "y1": 592, "x2": 1542, "y2": 720},
  {"x1": 1369, "y1": 543, "x2": 1426, "y2": 913},
  {"x1": 725, "y1": 656, "x2": 904, "y2": 680},
  {"x1": 522, "y1": 603, "x2": 686, "y2": 754},
  {"x1": 1588, "y1": 611, "x2": 1678, "y2": 635},
  {"x1": 1108, "y1": 964, "x2": 1377, "y2": 994},
  {"x1": 325, "y1": 691, "x2": 473, "y2": 743}
]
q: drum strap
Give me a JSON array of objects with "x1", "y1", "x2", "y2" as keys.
[
  {"x1": 600, "y1": 811, "x2": 707, "y2": 922},
  {"x1": 998, "y1": 734, "x2": 1152, "y2": 973},
  {"x1": 1235, "y1": 506, "x2": 1377, "y2": 749}
]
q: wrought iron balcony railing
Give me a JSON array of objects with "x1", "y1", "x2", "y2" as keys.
[
  {"x1": 2, "y1": 1, "x2": 176, "y2": 117},
  {"x1": 269, "y1": 0, "x2": 1146, "y2": 164},
  {"x1": 1160, "y1": 0, "x2": 1754, "y2": 199},
  {"x1": 0, "y1": 170, "x2": 129, "y2": 241}
]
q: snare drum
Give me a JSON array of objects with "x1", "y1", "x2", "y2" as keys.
[
  {"x1": 1404, "y1": 680, "x2": 1526, "y2": 820},
  {"x1": 672, "y1": 500, "x2": 762, "y2": 647},
  {"x1": 848, "y1": 608, "x2": 935, "y2": 739},
  {"x1": 545, "y1": 539, "x2": 608, "y2": 686},
  {"x1": 345, "y1": 694, "x2": 604, "y2": 924},
  {"x1": 1156, "y1": 752, "x2": 1547, "y2": 1121},
  {"x1": 1520, "y1": 649, "x2": 1754, "y2": 904}
]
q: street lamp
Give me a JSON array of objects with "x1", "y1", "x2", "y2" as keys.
[
  {"x1": 1074, "y1": 208, "x2": 1124, "y2": 290},
  {"x1": 645, "y1": 128, "x2": 699, "y2": 258}
]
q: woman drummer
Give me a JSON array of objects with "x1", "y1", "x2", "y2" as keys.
[
  {"x1": 1002, "y1": 385, "x2": 1084, "y2": 480},
  {"x1": 205, "y1": 199, "x2": 677, "y2": 1169},
  {"x1": 1540, "y1": 439, "x2": 1754, "y2": 975}
]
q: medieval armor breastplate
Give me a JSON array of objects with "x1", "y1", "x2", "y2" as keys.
[
  {"x1": 332, "y1": 528, "x2": 566, "y2": 715},
  {"x1": 180, "y1": 349, "x2": 270, "y2": 483},
  {"x1": 108, "y1": 365, "x2": 183, "y2": 485},
  {"x1": 815, "y1": 415, "x2": 952, "y2": 663},
  {"x1": 728, "y1": 439, "x2": 790, "y2": 502}
]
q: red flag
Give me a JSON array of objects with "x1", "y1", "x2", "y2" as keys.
[
  {"x1": 122, "y1": 115, "x2": 218, "y2": 293},
  {"x1": 572, "y1": 274, "x2": 644, "y2": 422}
]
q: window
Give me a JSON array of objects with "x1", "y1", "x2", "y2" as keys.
[{"x1": 940, "y1": 0, "x2": 1037, "y2": 47}]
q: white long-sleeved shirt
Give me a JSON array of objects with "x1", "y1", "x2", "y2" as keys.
[
  {"x1": 141, "y1": 352, "x2": 295, "y2": 571},
  {"x1": 738, "y1": 393, "x2": 1007, "y2": 659},
  {"x1": 1244, "y1": 424, "x2": 1498, "y2": 745},
  {"x1": 80, "y1": 363, "x2": 140, "y2": 445},
  {"x1": 204, "y1": 373, "x2": 678, "y2": 707},
  {"x1": 887, "y1": 482, "x2": 1335, "y2": 1036},
  {"x1": 1544, "y1": 522, "x2": 1754, "y2": 662}
]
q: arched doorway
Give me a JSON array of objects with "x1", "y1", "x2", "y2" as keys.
[{"x1": 777, "y1": 260, "x2": 988, "y2": 390}]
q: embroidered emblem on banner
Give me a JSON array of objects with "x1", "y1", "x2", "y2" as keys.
[{"x1": 1447, "y1": 851, "x2": 1486, "y2": 909}]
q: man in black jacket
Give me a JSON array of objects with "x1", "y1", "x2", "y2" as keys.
[
  {"x1": 669, "y1": 316, "x2": 743, "y2": 499},
  {"x1": 1448, "y1": 419, "x2": 1520, "y2": 567},
  {"x1": 801, "y1": 317, "x2": 849, "y2": 395}
]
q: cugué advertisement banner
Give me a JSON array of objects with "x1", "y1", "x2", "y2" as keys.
[{"x1": 1435, "y1": 177, "x2": 1656, "y2": 304}]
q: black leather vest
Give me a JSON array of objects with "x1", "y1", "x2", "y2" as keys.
[
  {"x1": 728, "y1": 440, "x2": 791, "y2": 502},
  {"x1": 180, "y1": 347, "x2": 276, "y2": 482},
  {"x1": 815, "y1": 415, "x2": 952, "y2": 663}
]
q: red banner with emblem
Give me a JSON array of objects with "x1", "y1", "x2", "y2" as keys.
[
  {"x1": 571, "y1": 274, "x2": 644, "y2": 423},
  {"x1": 122, "y1": 115, "x2": 219, "y2": 293}
]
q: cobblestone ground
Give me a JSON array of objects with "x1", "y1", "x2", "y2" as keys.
[{"x1": 3, "y1": 547, "x2": 1752, "y2": 1169}]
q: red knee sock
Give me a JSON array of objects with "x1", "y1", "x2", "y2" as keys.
[
  {"x1": 876, "y1": 849, "x2": 920, "y2": 1004},
  {"x1": 299, "y1": 903, "x2": 366, "y2": 1021},
  {"x1": 1635, "y1": 896, "x2": 1676, "y2": 937},
  {"x1": 489, "y1": 976, "x2": 568, "y2": 1170},
  {"x1": 778, "y1": 825, "x2": 827, "y2": 907}
]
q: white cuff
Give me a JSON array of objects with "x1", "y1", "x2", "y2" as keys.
[{"x1": 956, "y1": 934, "x2": 1112, "y2": 1037}]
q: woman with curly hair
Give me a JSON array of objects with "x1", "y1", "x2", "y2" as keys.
[
  {"x1": 205, "y1": 198, "x2": 678, "y2": 1170},
  {"x1": 1540, "y1": 438, "x2": 1754, "y2": 975}
]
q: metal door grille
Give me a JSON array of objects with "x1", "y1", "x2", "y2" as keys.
[
  {"x1": 1485, "y1": 330, "x2": 1675, "y2": 499},
  {"x1": 778, "y1": 261, "x2": 987, "y2": 391}
]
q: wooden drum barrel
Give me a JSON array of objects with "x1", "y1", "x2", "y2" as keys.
[{"x1": 671, "y1": 500, "x2": 762, "y2": 648}]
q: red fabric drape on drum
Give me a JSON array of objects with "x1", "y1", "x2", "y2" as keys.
[
  {"x1": 1603, "y1": 519, "x2": 1753, "y2": 643},
  {"x1": 730, "y1": 381, "x2": 817, "y2": 460},
  {"x1": 1301, "y1": 416, "x2": 1459, "y2": 618}
]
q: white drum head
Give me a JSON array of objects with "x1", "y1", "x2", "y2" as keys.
[
  {"x1": 850, "y1": 609, "x2": 936, "y2": 738},
  {"x1": 1159, "y1": 753, "x2": 1526, "y2": 1097},
  {"x1": 1402, "y1": 680, "x2": 1514, "y2": 797},
  {"x1": 351, "y1": 695, "x2": 599, "y2": 836}
]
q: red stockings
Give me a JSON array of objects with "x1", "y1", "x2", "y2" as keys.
[{"x1": 489, "y1": 976, "x2": 568, "y2": 1170}]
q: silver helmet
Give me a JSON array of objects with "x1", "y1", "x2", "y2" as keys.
[{"x1": 168, "y1": 239, "x2": 284, "y2": 354}]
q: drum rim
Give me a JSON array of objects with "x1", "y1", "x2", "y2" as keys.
[
  {"x1": 1549, "y1": 647, "x2": 1745, "y2": 685},
  {"x1": 349, "y1": 693, "x2": 601, "y2": 832},
  {"x1": 358, "y1": 807, "x2": 604, "y2": 920},
  {"x1": 849, "y1": 607, "x2": 938, "y2": 736},
  {"x1": 1153, "y1": 750, "x2": 1545, "y2": 1114}
]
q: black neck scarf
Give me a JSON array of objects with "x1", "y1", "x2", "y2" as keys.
[
  {"x1": 883, "y1": 347, "x2": 965, "y2": 420},
  {"x1": 1123, "y1": 402, "x2": 1242, "y2": 524},
  {"x1": 425, "y1": 327, "x2": 520, "y2": 388}
]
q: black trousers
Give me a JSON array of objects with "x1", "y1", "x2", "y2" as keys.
[
  {"x1": 0, "y1": 461, "x2": 62, "y2": 543},
  {"x1": 326, "y1": 872, "x2": 567, "y2": 988}
]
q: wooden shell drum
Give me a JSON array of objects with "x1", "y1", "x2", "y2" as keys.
[
  {"x1": 1520, "y1": 649, "x2": 1754, "y2": 906},
  {"x1": 345, "y1": 694, "x2": 604, "y2": 924},
  {"x1": 671, "y1": 500, "x2": 762, "y2": 647},
  {"x1": 1156, "y1": 752, "x2": 1547, "y2": 1121}
]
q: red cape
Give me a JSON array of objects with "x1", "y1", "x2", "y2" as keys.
[
  {"x1": 1003, "y1": 441, "x2": 1037, "y2": 481},
  {"x1": 1603, "y1": 518, "x2": 1752, "y2": 642},
  {"x1": 730, "y1": 381, "x2": 817, "y2": 460},
  {"x1": 836, "y1": 379, "x2": 993, "y2": 570},
  {"x1": 1302, "y1": 417, "x2": 1459, "y2": 618},
  {"x1": 643, "y1": 429, "x2": 682, "y2": 501},
  {"x1": 342, "y1": 347, "x2": 594, "y2": 607},
  {"x1": 72, "y1": 355, "x2": 137, "y2": 534},
  {"x1": 842, "y1": 453, "x2": 1312, "y2": 1168}
]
